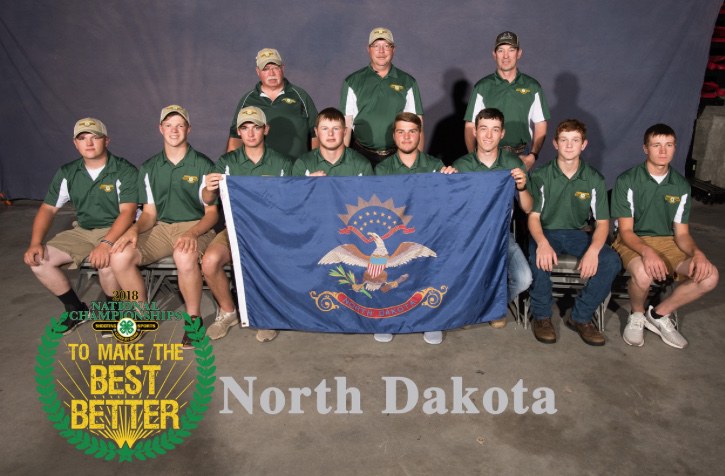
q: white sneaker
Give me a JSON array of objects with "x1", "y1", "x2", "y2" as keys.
[
  {"x1": 206, "y1": 308, "x2": 238, "y2": 340},
  {"x1": 644, "y1": 306, "x2": 688, "y2": 349},
  {"x1": 374, "y1": 333, "x2": 394, "y2": 343},
  {"x1": 423, "y1": 331, "x2": 444, "y2": 345},
  {"x1": 623, "y1": 312, "x2": 646, "y2": 347}
]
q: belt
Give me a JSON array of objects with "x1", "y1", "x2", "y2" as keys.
[
  {"x1": 353, "y1": 138, "x2": 397, "y2": 156},
  {"x1": 501, "y1": 144, "x2": 527, "y2": 154}
]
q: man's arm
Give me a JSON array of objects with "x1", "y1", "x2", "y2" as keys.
[
  {"x1": 87, "y1": 203, "x2": 137, "y2": 269},
  {"x1": 578, "y1": 219, "x2": 609, "y2": 279},
  {"x1": 344, "y1": 115, "x2": 354, "y2": 147},
  {"x1": 464, "y1": 121, "x2": 476, "y2": 153},
  {"x1": 511, "y1": 168, "x2": 532, "y2": 213},
  {"x1": 175, "y1": 205, "x2": 219, "y2": 253},
  {"x1": 673, "y1": 222, "x2": 716, "y2": 283},
  {"x1": 226, "y1": 137, "x2": 243, "y2": 153},
  {"x1": 617, "y1": 216, "x2": 668, "y2": 281},
  {"x1": 417, "y1": 115, "x2": 425, "y2": 152},
  {"x1": 112, "y1": 204, "x2": 158, "y2": 253},
  {"x1": 520, "y1": 121, "x2": 547, "y2": 171},
  {"x1": 202, "y1": 173, "x2": 224, "y2": 205},
  {"x1": 528, "y1": 212, "x2": 557, "y2": 271},
  {"x1": 23, "y1": 203, "x2": 59, "y2": 266}
]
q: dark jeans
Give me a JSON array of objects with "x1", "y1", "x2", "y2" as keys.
[{"x1": 528, "y1": 229, "x2": 621, "y2": 323}]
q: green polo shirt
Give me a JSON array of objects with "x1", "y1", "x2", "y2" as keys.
[
  {"x1": 464, "y1": 71, "x2": 550, "y2": 149},
  {"x1": 138, "y1": 145, "x2": 214, "y2": 223},
  {"x1": 375, "y1": 151, "x2": 443, "y2": 175},
  {"x1": 340, "y1": 64, "x2": 424, "y2": 150},
  {"x1": 215, "y1": 146, "x2": 293, "y2": 177},
  {"x1": 292, "y1": 148, "x2": 373, "y2": 176},
  {"x1": 44, "y1": 153, "x2": 138, "y2": 230},
  {"x1": 228, "y1": 79, "x2": 318, "y2": 159},
  {"x1": 611, "y1": 162, "x2": 690, "y2": 237},
  {"x1": 452, "y1": 150, "x2": 524, "y2": 173},
  {"x1": 528, "y1": 159, "x2": 609, "y2": 230}
]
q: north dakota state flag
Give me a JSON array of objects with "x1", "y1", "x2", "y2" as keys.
[{"x1": 220, "y1": 171, "x2": 514, "y2": 333}]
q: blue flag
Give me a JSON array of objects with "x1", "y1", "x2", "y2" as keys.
[{"x1": 220, "y1": 171, "x2": 514, "y2": 333}]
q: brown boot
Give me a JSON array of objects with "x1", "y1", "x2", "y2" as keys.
[
  {"x1": 532, "y1": 318, "x2": 556, "y2": 344},
  {"x1": 565, "y1": 319, "x2": 605, "y2": 346}
]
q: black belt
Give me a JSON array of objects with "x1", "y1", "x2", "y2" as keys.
[
  {"x1": 353, "y1": 138, "x2": 396, "y2": 156},
  {"x1": 501, "y1": 144, "x2": 526, "y2": 154}
]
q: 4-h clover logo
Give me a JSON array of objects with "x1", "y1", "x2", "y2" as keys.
[{"x1": 117, "y1": 317, "x2": 137, "y2": 337}]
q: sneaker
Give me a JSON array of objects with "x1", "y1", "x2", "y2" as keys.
[
  {"x1": 622, "y1": 312, "x2": 645, "y2": 347},
  {"x1": 181, "y1": 316, "x2": 201, "y2": 350},
  {"x1": 59, "y1": 304, "x2": 88, "y2": 335},
  {"x1": 644, "y1": 306, "x2": 688, "y2": 349},
  {"x1": 565, "y1": 319, "x2": 605, "y2": 346},
  {"x1": 256, "y1": 329, "x2": 279, "y2": 343},
  {"x1": 207, "y1": 308, "x2": 238, "y2": 340},
  {"x1": 423, "y1": 331, "x2": 444, "y2": 345},
  {"x1": 489, "y1": 317, "x2": 507, "y2": 329},
  {"x1": 532, "y1": 318, "x2": 556, "y2": 344},
  {"x1": 374, "y1": 333, "x2": 394, "y2": 343}
]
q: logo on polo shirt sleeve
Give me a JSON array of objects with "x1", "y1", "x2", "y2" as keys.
[
  {"x1": 182, "y1": 175, "x2": 199, "y2": 184},
  {"x1": 664, "y1": 194, "x2": 681, "y2": 204}
]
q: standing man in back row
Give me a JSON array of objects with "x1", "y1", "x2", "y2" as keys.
[
  {"x1": 464, "y1": 31, "x2": 549, "y2": 171},
  {"x1": 341, "y1": 27, "x2": 424, "y2": 167},
  {"x1": 227, "y1": 48, "x2": 318, "y2": 158}
]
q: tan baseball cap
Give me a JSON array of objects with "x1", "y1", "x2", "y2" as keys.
[
  {"x1": 73, "y1": 117, "x2": 107, "y2": 138},
  {"x1": 236, "y1": 106, "x2": 267, "y2": 128},
  {"x1": 369, "y1": 27, "x2": 394, "y2": 46},
  {"x1": 256, "y1": 48, "x2": 283, "y2": 69},
  {"x1": 495, "y1": 31, "x2": 519, "y2": 49},
  {"x1": 160, "y1": 104, "x2": 190, "y2": 124}
]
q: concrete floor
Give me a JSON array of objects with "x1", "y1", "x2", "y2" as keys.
[{"x1": 1, "y1": 199, "x2": 724, "y2": 476}]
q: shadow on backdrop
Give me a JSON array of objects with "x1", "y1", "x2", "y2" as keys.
[
  {"x1": 426, "y1": 69, "x2": 470, "y2": 166},
  {"x1": 547, "y1": 72, "x2": 606, "y2": 172}
]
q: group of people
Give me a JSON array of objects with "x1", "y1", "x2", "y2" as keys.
[{"x1": 24, "y1": 28, "x2": 718, "y2": 350}]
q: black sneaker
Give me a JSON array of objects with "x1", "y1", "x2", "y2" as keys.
[
  {"x1": 181, "y1": 316, "x2": 200, "y2": 350},
  {"x1": 60, "y1": 304, "x2": 89, "y2": 335}
]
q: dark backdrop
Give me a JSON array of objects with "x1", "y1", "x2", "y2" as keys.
[{"x1": 1, "y1": 0, "x2": 721, "y2": 199}]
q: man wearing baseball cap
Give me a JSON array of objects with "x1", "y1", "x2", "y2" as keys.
[
  {"x1": 202, "y1": 106, "x2": 293, "y2": 343},
  {"x1": 23, "y1": 117, "x2": 138, "y2": 334},
  {"x1": 463, "y1": 31, "x2": 550, "y2": 171},
  {"x1": 226, "y1": 48, "x2": 319, "y2": 159},
  {"x1": 111, "y1": 105, "x2": 218, "y2": 349},
  {"x1": 340, "y1": 27, "x2": 424, "y2": 167}
]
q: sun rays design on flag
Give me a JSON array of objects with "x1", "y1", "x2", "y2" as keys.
[{"x1": 337, "y1": 195, "x2": 412, "y2": 239}]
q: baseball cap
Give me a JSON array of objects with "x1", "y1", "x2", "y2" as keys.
[
  {"x1": 160, "y1": 105, "x2": 190, "y2": 124},
  {"x1": 236, "y1": 106, "x2": 267, "y2": 128},
  {"x1": 494, "y1": 31, "x2": 519, "y2": 49},
  {"x1": 256, "y1": 48, "x2": 283, "y2": 69},
  {"x1": 73, "y1": 117, "x2": 107, "y2": 138},
  {"x1": 369, "y1": 27, "x2": 394, "y2": 46}
]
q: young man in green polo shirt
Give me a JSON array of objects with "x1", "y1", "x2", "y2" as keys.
[
  {"x1": 340, "y1": 27, "x2": 424, "y2": 167},
  {"x1": 527, "y1": 119, "x2": 620, "y2": 346},
  {"x1": 24, "y1": 118, "x2": 138, "y2": 334},
  {"x1": 292, "y1": 107, "x2": 373, "y2": 177},
  {"x1": 453, "y1": 108, "x2": 532, "y2": 329},
  {"x1": 374, "y1": 112, "x2": 456, "y2": 344},
  {"x1": 612, "y1": 123, "x2": 718, "y2": 349},
  {"x1": 226, "y1": 48, "x2": 318, "y2": 159},
  {"x1": 464, "y1": 31, "x2": 550, "y2": 171},
  {"x1": 111, "y1": 105, "x2": 218, "y2": 349},
  {"x1": 202, "y1": 106, "x2": 293, "y2": 343}
]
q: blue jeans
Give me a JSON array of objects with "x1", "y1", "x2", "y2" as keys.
[
  {"x1": 528, "y1": 229, "x2": 621, "y2": 323},
  {"x1": 508, "y1": 233, "x2": 532, "y2": 301}
]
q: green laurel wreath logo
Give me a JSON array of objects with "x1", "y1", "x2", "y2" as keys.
[{"x1": 35, "y1": 313, "x2": 216, "y2": 462}]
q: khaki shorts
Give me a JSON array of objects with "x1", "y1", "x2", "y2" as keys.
[
  {"x1": 613, "y1": 234, "x2": 687, "y2": 280},
  {"x1": 136, "y1": 221, "x2": 215, "y2": 266},
  {"x1": 47, "y1": 224, "x2": 110, "y2": 269},
  {"x1": 209, "y1": 228, "x2": 231, "y2": 249}
]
